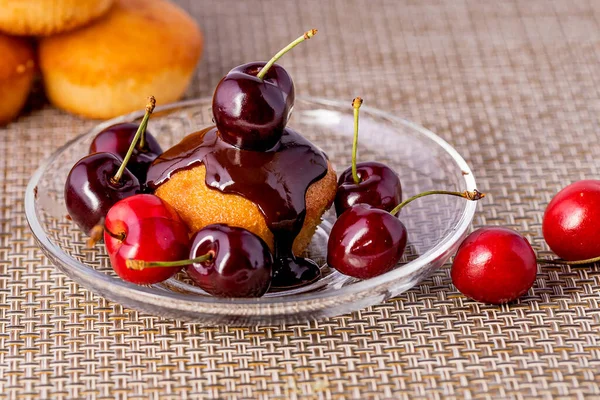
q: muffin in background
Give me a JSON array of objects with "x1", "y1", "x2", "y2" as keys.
[
  {"x1": 0, "y1": 0, "x2": 114, "y2": 36},
  {"x1": 38, "y1": 0, "x2": 203, "y2": 119},
  {"x1": 0, "y1": 33, "x2": 35, "y2": 125}
]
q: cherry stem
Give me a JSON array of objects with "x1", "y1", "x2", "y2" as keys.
[
  {"x1": 138, "y1": 119, "x2": 148, "y2": 150},
  {"x1": 112, "y1": 96, "x2": 156, "y2": 183},
  {"x1": 86, "y1": 223, "x2": 105, "y2": 247},
  {"x1": 256, "y1": 29, "x2": 317, "y2": 80},
  {"x1": 536, "y1": 256, "x2": 600, "y2": 265},
  {"x1": 126, "y1": 253, "x2": 213, "y2": 271},
  {"x1": 351, "y1": 97, "x2": 363, "y2": 184},
  {"x1": 104, "y1": 227, "x2": 125, "y2": 242},
  {"x1": 390, "y1": 189, "x2": 485, "y2": 216}
]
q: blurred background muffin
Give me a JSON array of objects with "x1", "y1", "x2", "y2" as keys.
[
  {"x1": 0, "y1": 33, "x2": 35, "y2": 125},
  {"x1": 0, "y1": 0, "x2": 114, "y2": 36},
  {"x1": 39, "y1": 0, "x2": 203, "y2": 119}
]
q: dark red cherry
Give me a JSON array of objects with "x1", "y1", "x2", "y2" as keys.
[
  {"x1": 212, "y1": 61, "x2": 294, "y2": 151},
  {"x1": 105, "y1": 194, "x2": 190, "y2": 285},
  {"x1": 542, "y1": 180, "x2": 600, "y2": 261},
  {"x1": 65, "y1": 152, "x2": 140, "y2": 235},
  {"x1": 335, "y1": 97, "x2": 402, "y2": 216},
  {"x1": 187, "y1": 224, "x2": 273, "y2": 297},
  {"x1": 327, "y1": 204, "x2": 408, "y2": 279},
  {"x1": 89, "y1": 122, "x2": 162, "y2": 182},
  {"x1": 211, "y1": 29, "x2": 317, "y2": 151},
  {"x1": 335, "y1": 161, "x2": 402, "y2": 216},
  {"x1": 328, "y1": 189, "x2": 486, "y2": 280},
  {"x1": 451, "y1": 227, "x2": 537, "y2": 304},
  {"x1": 66, "y1": 97, "x2": 156, "y2": 235}
]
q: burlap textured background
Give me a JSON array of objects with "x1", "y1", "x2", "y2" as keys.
[{"x1": 1, "y1": 0, "x2": 600, "y2": 398}]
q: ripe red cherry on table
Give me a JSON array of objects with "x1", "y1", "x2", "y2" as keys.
[
  {"x1": 451, "y1": 227, "x2": 537, "y2": 305},
  {"x1": 104, "y1": 194, "x2": 190, "y2": 285},
  {"x1": 542, "y1": 180, "x2": 600, "y2": 261}
]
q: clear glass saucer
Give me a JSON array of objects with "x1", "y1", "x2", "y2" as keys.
[{"x1": 25, "y1": 97, "x2": 477, "y2": 325}]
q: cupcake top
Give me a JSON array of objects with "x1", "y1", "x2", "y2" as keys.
[
  {"x1": 0, "y1": 0, "x2": 114, "y2": 36},
  {"x1": 39, "y1": 0, "x2": 202, "y2": 84}
]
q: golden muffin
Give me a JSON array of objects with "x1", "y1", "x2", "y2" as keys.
[
  {"x1": 156, "y1": 160, "x2": 337, "y2": 255},
  {"x1": 155, "y1": 163, "x2": 337, "y2": 255},
  {"x1": 0, "y1": 0, "x2": 113, "y2": 36},
  {"x1": 0, "y1": 33, "x2": 35, "y2": 125},
  {"x1": 148, "y1": 126, "x2": 337, "y2": 256},
  {"x1": 38, "y1": 0, "x2": 202, "y2": 119}
]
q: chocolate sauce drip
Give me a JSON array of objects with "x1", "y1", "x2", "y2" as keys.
[{"x1": 146, "y1": 127, "x2": 328, "y2": 289}]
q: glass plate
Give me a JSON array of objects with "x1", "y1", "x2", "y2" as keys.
[{"x1": 25, "y1": 97, "x2": 477, "y2": 325}]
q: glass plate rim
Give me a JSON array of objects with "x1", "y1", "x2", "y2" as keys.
[{"x1": 25, "y1": 96, "x2": 477, "y2": 307}]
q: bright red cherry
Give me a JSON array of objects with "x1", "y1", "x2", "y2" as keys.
[
  {"x1": 451, "y1": 227, "x2": 537, "y2": 304},
  {"x1": 105, "y1": 194, "x2": 190, "y2": 285},
  {"x1": 334, "y1": 98, "x2": 402, "y2": 216},
  {"x1": 89, "y1": 122, "x2": 162, "y2": 182},
  {"x1": 187, "y1": 224, "x2": 273, "y2": 297},
  {"x1": 542, "y1": 180, "x2": 600, "y2": 261},
  {"x1": 327, "y1": 204, "x2": 408, "y2": 279},
  {"x1": 212, "y1": 29, "x2": 316, "y2": 150}
]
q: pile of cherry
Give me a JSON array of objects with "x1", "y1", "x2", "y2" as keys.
[{"x1": 63, "y1": 31, "x2": 600, "y2": 304}]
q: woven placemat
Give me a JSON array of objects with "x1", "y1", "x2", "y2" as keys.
[{"x1": 2, "y1": 0, "x2": 600, "y2": 398}]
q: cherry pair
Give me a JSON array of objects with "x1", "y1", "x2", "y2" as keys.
[
  {"x1": 327, "y1": 97, "x2": 485, "y2": 279},
  {"x1": 329, "y1": 190, "x2": 485, "y2": 280},
  {"x1": 327, "y1": 97, "x2": 404, "y2": 278},
  {"x1": 451, "y1": 180, "x2": 600, "y2": 305},
  {"x1": 65, "y1": 97, "x2": 161, "y2": 235},
  {"x1": 106, "y1": 194, "x2": 272, "y2": 298}
]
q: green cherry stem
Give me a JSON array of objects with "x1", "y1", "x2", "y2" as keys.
[
  {"x1": 256, "y1": 29, "x2": 318, "y2": 80},
  {"x1": 126, "y1": 253, "x2": 213, "y2": 271},
  {"x1": 138, "y1": 120, "x2": 148, "y2": 150},
  {"x1": 111, "y1": 96, "x2": 156, "y2": 184},
  {"x1": 351, "y1": 96, "x2": 363, "y2": 184},
  {"x1": 390, "y1": 189, "x2": 485, "y2": 216},
  {"x1": 536, "y1": 256, "x2": 600, "y2": 265}
]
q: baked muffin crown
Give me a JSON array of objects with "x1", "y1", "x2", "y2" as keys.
[
  {"x1": 39, "y1": 0, "x2": 202, "y2": 83},
  {"x1": 0, "y1": 0, "x2": 114, "y2": 36}
]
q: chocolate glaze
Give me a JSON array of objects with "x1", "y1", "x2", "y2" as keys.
[{"x1": 146, "y1": 126, "x2": 329, "y2": 289}]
